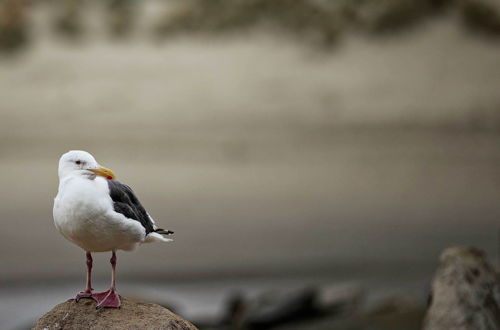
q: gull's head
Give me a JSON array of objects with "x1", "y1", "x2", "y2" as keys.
[{"x1": 58, "y1": 150, "x2": 116, "y2": 180}]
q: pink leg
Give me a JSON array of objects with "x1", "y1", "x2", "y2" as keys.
[
  {"x1": 75, "y1": 252, "x2": 95, "y2": 301},
  {"x1": 94, "y1": 250, "x2": 121, "y2": 309}
]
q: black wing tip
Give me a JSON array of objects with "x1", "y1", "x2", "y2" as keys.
[{"x1": 155, "y1": 228, "x2": 174, "y2": 235}]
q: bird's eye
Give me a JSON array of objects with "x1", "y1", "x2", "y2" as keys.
[{"x1": 75, "y1": 160, "x2": 81, "y2": 165}]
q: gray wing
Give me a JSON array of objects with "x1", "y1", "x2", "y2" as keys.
[{"x1": 107, "y1": 180, "x2": 172, "y2": 236}]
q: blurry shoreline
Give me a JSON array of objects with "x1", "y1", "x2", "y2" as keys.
[{"x1": 2, "y1": 257, "x2": 438, "y2": 285}]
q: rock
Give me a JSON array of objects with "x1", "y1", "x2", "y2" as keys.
[
  {"x1": 423, "y1": 246, "x2": 500, "y2": 330},
  {"x1": 0, "y1": 0, "x2": 29, "y2": 52},
  {"x1": 217, "y1": 287, "x2": 320, "y2": 329},
  {"x1": 460, "y1": 0, "x2": 500, "y2": 36},
  {"x1": 106, "y1": 0, "x2": 137, "y2": 38},
  {"x1": 218, "y1": 284, "x2": 364, "y2": 329},
  {"x1": 363, "y1": 296, "x2": 425, "y2": 330},
  {"x1": 52, "y1": 0, "x2": 85, "y2": 40},
  {"x1": 153, "y1": 0, "x2": 341, "y2": 47},
  {"x1": 32, "y1": 296, "x2": 198, "y2": 330},
  {"x1": 243, "y1": 287, "x2": 319, "y2": 329},
  {"x1": 344, "y1": 0, "x2": 433, "y2": 33},
  {"x1": 271, "y1": 295, "x2": 425, "y2": 330},
  {"x1": 316, "y1": 283, "x2": 364, "y2": 315},
  {"x1": 368, "y1": 295, "x2": 423, "y2": 316}
]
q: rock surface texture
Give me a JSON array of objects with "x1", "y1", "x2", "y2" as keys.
[
  {"x1": 423, "y1": 246, "x2": 500, "y2": 330},
  {"x1": 32, "y1": 296, "x2": 198, "y2": 330}
]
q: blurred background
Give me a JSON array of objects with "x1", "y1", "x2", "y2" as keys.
[{"x1": 1, "y1": 0, "x2": 500, "y2": 329}]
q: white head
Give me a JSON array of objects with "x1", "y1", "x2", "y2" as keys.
[{"x1": 58, "y1": 150, "x2": 116, "y2": 180}]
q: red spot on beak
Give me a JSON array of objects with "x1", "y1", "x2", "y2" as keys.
[{"x1": 107, "y1": 176, "x2": 113, "y2": 180}]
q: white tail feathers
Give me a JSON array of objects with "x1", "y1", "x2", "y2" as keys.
[{"x1": 143, "y1": 232, "x2": 174, "y2": 243}]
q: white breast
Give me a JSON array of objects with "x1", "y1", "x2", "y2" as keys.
[{"x1": 53, "y1": 175, "x2": 145, "y2": 252}]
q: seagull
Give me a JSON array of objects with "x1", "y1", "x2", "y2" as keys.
[{"x1": 53, "y1": 150, "x2": 173, "y2": 309}]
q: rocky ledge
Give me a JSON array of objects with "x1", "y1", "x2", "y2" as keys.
[{"x1": 32, "y1": 296, "x2": 198, "y2": 330}]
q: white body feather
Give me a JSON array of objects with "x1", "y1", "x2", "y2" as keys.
[{"x1": 54, "y1": 173, "x2": 170, "y2": 252}]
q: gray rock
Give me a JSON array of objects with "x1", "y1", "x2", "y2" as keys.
[
  {"x1": 243, "y1": 287, "x2": 318, "y2": 328},
  {"x1": 423, "y1": 246, "x2": 500, "y2": 330},
  {"x1": 460, "y1": 0, "x2": 500, "y2": 36},
  {"x1": 218, "y1": 284, "x2": 363, "y2": 329},
  {"x1": 316, "y1": 283, "x2": 364, "y2": 315}
]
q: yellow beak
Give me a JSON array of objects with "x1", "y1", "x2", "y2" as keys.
[{"x1": 88, "y1": 165, "x2": 116, "y2": 180}]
